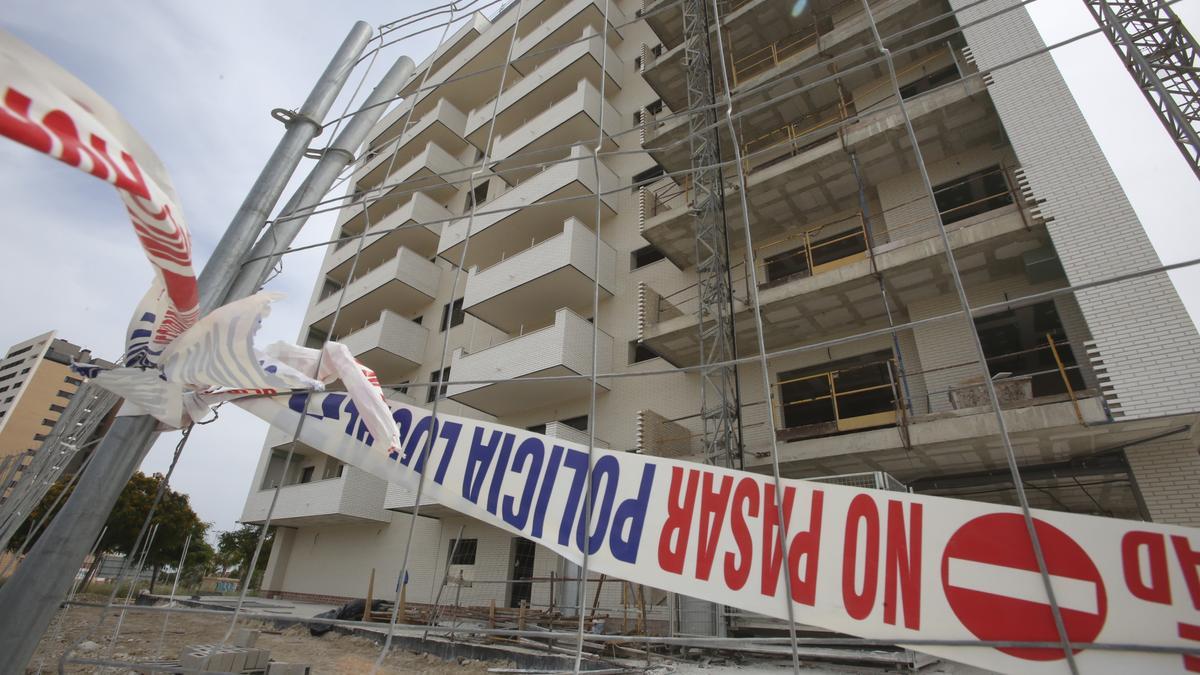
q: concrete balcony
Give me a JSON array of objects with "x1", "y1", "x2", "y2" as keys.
[
  {"x1": 339, "y1": 141, "x2": 464, "y2": 237},
  {"x1": 356, "y1": 99, "x2": 469, "y2": 191},
  {"x1": 642, "y1": 74, "x2": 999, "y2": 268},
  {"x1": 643, "y1": 0, "x2": 933, "y2": 114},
  {"x1": 383, "y1": 481, "x2": 451, "y2": 517},
  {"x1": 308, "y1": 247, "x2": 440, "y2": 334},
  {"x1": 641, "y1": 201, "x2": 1044, "y2": 367},
  {"x1": 326, "y1": 192, "x2": 448, "y2": 282},
  {"x1": 396, "y1": 7, "x2": 532, "y2": 121},
  {"x1": 513, "y1": 0, "x2": 625, "y2": 72},
  {"x1": 463, "y1": 26, "x2": 622, "y2": 151},
  {"x1": 463, "y1": 217, "x2": 615, "y2": 334},
  {"x1": 336, "y1": 310, "x2": 428, "y2": 383},
  {"x1": 242, "y1": 465, "x2": 391, "y2": 527},
  {"x1": 491, "y1": 78, "x2": 620, "y2": 183},
  {"x1": 447, "y1": 308, "x2": 613, "y2": 416},
  {"x1": 437, "y1": 145, "x2": 618, "y2": 271}
]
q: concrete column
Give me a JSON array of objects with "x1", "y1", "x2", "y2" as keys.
[
  {"x1": 1126, "y1": 437, "x2": 1200, "y2": 527},
  {"x1": 260, "y1": 528, "x2": 296, "y2": 595}
]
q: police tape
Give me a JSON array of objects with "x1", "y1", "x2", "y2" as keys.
[{"x1": 237, "y1": 391, "x2": 1200, "y2": 675}]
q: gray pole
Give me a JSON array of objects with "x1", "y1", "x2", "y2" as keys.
[
  {"x1": 0, "y1": 23, "x2": 372, "y2": 672},
  {"x1": 197, "y1": 21, "x2": 374, "y2": 315},
  {"x1": 227, "y1": 54, "x2": 415, "y2": 300}
]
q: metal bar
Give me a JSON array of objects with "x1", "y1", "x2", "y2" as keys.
[
  {"x1": 228, "y1": 53, "x2": 417, "y2": 300},
  {"x1": 1047, "y1": 333, "x2": 1085, "y2": 424},
  {"x1": 198, "y1": 21, "x2": 373, "y2": 312},
  {"x1": 1086, "y1": 0, "x2": 1200, "y2": 179},
  {"x1": 0, "y1": 24, "x2": 372, "y2": 672}
]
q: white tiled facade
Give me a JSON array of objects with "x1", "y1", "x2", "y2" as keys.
[{"x1": 242, "y1": 0, "x2": 1200, "y2": 620}]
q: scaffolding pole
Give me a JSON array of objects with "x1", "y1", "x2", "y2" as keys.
[
  {"x1": 1085, "y1": 0, "x2": 1200, "y2": 180},
  {"x1": 682, "y1": 0, "x2": 742, "y2": 471}
]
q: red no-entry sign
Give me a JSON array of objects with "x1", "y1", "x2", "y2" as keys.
[{"x1": 941, "y1": 513, "x2": 1108, "y2": 661}]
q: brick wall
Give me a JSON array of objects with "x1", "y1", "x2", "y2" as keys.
[
  {"x1": 950, "y1": 0, "x2": 1200, "y2": 420},
  {"x1": 1126, "y1": 437, "x2": 1200, "y2": 527}
]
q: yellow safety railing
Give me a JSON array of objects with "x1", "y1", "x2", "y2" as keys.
[
  {"x1": 753, "y1": 212, "x2": 869, "y2": 284},
  {"x1": 740, "y1": 98, "x2": 853, "y2": 172},
  {"x1": 730, "y1": 26, "x2": 822, "y2": 86},
  {"x1": 775, "y1": 359, "x2": 900, "y2": 435}
]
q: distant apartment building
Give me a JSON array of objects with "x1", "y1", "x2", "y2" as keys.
[
  {"x1": 0, "y1": 331, "x2": 114, "y2": 498},
  {"x1": 240, "y1": 0, "x2": 1200, "y2": 630}
]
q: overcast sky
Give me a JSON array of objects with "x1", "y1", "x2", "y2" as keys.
[{"x1": 2, "y1": 0, "x2": 1198, "y2": 537}]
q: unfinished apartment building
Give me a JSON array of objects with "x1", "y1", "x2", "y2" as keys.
[{"x1": 240, "y1": 0, "x2": 1200, "y2": 630}]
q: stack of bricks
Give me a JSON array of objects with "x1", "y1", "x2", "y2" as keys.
[{"x1": 179, "y1": 644, "x2": 271, "y2": 673}]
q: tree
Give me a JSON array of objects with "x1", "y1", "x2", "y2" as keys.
[
  {"x1": 9, "y1": 471, "x2": 209, "y2": 593},
  {"x1": 216, "y1": 524, "x2": 273, "y2": 587}
]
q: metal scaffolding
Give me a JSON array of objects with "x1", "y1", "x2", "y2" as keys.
[
  {"x1": 1086, "y1": 0, "x2": 1200, "y2": 179},
  {"x1": 681, "y1": 0, "x2": 742, "y2": 470}
]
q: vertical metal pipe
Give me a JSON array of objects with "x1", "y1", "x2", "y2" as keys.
[
  {"x1": 227, "y1": 54, "x2": 416, "y2": 300},
  {"x1": 197, "y1": 21, "x2": 374, "y2": 314},
  {"x1": 0, "y1": 24, "x2": 372, "y2": 672}
]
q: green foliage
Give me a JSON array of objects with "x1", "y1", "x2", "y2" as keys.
[
  {"x1": 7, "y1": 471, "x2": 209, "y2": 578},
  {"x1": 215, "y1": 524, "x2": 273, "y2": 579}
]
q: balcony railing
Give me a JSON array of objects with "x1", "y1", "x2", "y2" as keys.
[
  {"x1": 775, "y1": 359, "x2": 901, "y2": 439},
  {"x1": 754, "y1": 212, "x2": 869, "y2": 286},
  {"x1": 772, "y1": 337, "x2": 1091, "y2": 443}
]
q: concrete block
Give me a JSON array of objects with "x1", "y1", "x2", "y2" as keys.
[
  {"x1": 250, "y1": 649, "x2": 272, "y2": 670},
  {"x1": 226, "y1": 649, "x2": 248, "y2": 672},
  {"x1": 233, "y1": 628, "x2": 259, "y2": 648}
]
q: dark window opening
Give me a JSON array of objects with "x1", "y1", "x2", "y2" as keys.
[
  {"x1": 0, "y1": 360, "x2": 20, "y2": 372},
  {"x1": 395, "y1": 381, "x2": 410, "y2": 396},
  {"x1": 41, "y1": 418, "x2": 56, "y2": 428},
  {"x1": 320, "y1": 278, "x2": 343, "y2": 301},
  {"x1": 305, "y1": 328, "x2": 328, "y2": 350},
  {"x1": 56, "y1": 390, "x2": 72, "y2": 399},
  {"x1": 763, "y1": 227, "x2": 868, "y2": 284},
  {"x1": 629, "y1": 341, "x2": 660, "y2": 364},
  {"x1": 933, "y1": 165, "x2": 1013, "y2": 225},
  {"x1": 411, "y1": 314, "x2": 424, "y2": 326},
  {"x1": 448, "y1": 538, "x2": 478, "y2": 565},
  {"x1": 509, "y1": 538, "x2": 537, "y2": 607},
  {"x1": 427, "y1": 367, "x2": 451, "y2": 403},
  {"x1": 974, "y1": 301, "x2": 1084, "y2": 399},
  {"x1": 560, "y1": 415, "x2": 589, "y2": 432},
  {"x1": 440, "y1": 299, "x2": 465, "y2": 332},
  {"x1": 778, "y1": 351, "x2": 897, "y2": 436},
  {"x1": 0, "y1": 374, "x2": 13, "y2": 383},
  {"x1": 49, "y1": 404, "x2": 65, "y2": 413},
  {"x1": 899, "y1": 65, "x2": 959, "y2": 100},
  {"x1": 634, "y1": 55, "x2": 643, "y2": 72},
  {"x1": 64, "y1": 376, "x2": 83, "y2": 386},
  {"x1": 299, "y1": 466, "x2": 315, "y2": 484},
  {"x1": 631, "y1": 244, "x2": 667, "y2": 270},
  {"x1": 645, "y1": 99, "x2": 663, "y2": 116},
  {"x1": 632, "y1": 164, "x2": 665, "y2": 189},
  {"x1": 526, "y1": 423, "x2": 547, "y2": 435},
  {"x1": 5, "y1": 345, "x2": 33, "y2": 359},
  {"x1": 34, "y1": 434, "x2": 47, "y2": 442},
  {"x1": 466, "y1": 181, "x2": 489, "y2": 210}
]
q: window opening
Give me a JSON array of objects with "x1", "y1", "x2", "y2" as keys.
[{"x1": 448, "y1": 538, "x2": 478, "y2": 565}]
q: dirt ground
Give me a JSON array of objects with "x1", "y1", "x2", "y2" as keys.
[{"x1": 29, "y1": 595, "x2": 513, "y2": 674}]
